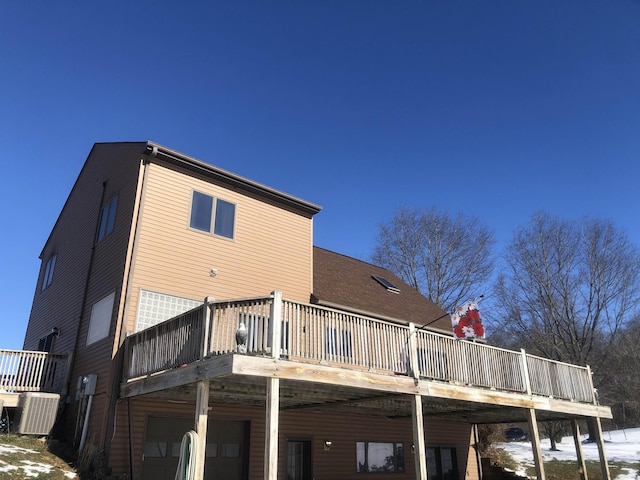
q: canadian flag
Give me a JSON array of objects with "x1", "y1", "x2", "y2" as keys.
[{"x1": 450, "y1": 301, "x2": 485, "y2": 340}]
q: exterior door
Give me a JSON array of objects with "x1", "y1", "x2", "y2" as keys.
[
  {"x1": 286, "y1": 440, "x2": 312, "y2": 480},
  {"x1": 141, "y1": 416, "x2": 248, "y2": 480},
  {"x1": 426, "y1": 446, "x2": 458, "y2": 480}
]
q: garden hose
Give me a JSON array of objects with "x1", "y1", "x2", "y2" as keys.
[{"x1": 175, "y1": 430, "x2": 198, "y2": 480}]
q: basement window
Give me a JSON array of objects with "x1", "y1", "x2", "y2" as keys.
[
  {"x1": 356, "y1": 441, "x2": 405, "y2": 473},
  {"x1": 372, "y1": 276, "x2": 400, "y2": 294}
]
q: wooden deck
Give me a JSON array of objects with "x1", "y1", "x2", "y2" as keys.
[
  {"x1": 0, "y1": 349, "x2": 71, "y2": 407},
  {"x1": 120, "y1": 291, "x2": 611, "y2": 423}
]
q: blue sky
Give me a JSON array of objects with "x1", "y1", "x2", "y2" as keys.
[{"x1": 1, "y1": 1, "x2": 639, "y2": 350}]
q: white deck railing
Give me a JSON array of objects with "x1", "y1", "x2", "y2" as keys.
[
  {"x1": 0, "y1": 349, "x2": 70, "y2": 394},
  {"x1": 123, "y1": 292, "x2": 596, "y2": 404}
]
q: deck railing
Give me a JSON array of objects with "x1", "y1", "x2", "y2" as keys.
[
  {"x1": 122, "y1": 292, "x2": 596, "y2": 404},
  {"x1": 526, "y1": 353, "x2": 593, "y2": 403},
  {"x1": 283, "y1": 299, "x2": 408, "y2": 372},
  {"x1": 415, "y1": 330, "x2": 527, "y2": 392},
  {"x1": 124, "y1": 307, "x2": 205, "y2": 379},
  {"x1": 0, "y1": 349, "x2": 70, "y2": 394}
]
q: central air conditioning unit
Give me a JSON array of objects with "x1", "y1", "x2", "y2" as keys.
[{"x1": 13, "y1": 392, "x2": 60, "y2": 435}]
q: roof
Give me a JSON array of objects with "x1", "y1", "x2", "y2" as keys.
[
  {"x1": 143, "y1": 142, "x2": 322, "y2": 218},
  {"x1": 312, "y1": 247, "x2": 452, "y2": 333}
]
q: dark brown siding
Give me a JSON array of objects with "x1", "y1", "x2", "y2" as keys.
[
  {"x1": 109, "y1": 398, "x2": 478, "y2": 480},
  {"x1": 23, "y1": 142, "x2": 146, "y2": 445},
  {"x1": 69, "y1": 143, "x2": 145, "y2": 447}
]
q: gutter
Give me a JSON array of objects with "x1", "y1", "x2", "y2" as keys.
[{"x1": 144, "y1": 142, "x2": 322, "y2": 218}]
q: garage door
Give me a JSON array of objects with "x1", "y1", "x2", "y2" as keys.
[{"x1": 141, "y1": 416, "x2": 248, "y2": 480}]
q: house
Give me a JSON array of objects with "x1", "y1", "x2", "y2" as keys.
[{"x1": 15, "y1": 142, "x2": 612, "y2": 480}]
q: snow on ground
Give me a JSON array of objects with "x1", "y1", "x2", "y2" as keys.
[
  {"x1": 0, "y1": 430, "x2": 638, "y2": 479},
  {"x1": 0, "y1": 443, "x2": 77, "y2": 478},
  {"x1": 499, "y1": 428, "x2": 640, "y2": 480}
]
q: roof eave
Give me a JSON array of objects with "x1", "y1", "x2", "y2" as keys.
[{"x1": 144, "y1": 142, "x2": 322, "y2": 218}]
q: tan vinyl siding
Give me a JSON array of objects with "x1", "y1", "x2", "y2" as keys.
[
  {"x1": 122, "y1": 162, "x2": 313, "y2": 336},
  {"x1": 109, "y1": 399, "x2": 478, "y2": 480}
]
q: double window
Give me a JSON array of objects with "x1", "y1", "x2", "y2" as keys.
[
  {"x1": 97, "y1": 195, "x2": 118, "y2": 241},
  {"x1": 189, "y1": 191, "x2": 235, "y2": 239},
  {"x1": 41, "y1": 255, "x2": 57, "y2": 291}
]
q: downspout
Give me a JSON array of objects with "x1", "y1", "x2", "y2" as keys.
[
  {"x1": 473, "y1": 424, "x2": 483, "y2": 480},
  {"x1": 72, "y1": 181, "x2": 107, "y2": 359},
  {"x1": 69, "y1": 181, "x2": 107, "y2": 447},
  {"x1": 102, "y1": 150, "x2": 152, "y2": 470}
]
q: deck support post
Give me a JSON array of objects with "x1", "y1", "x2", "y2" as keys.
[
  {"x1": 194, "y1": 379, "x2": 210, "y2": 480},
  {"x1": 264, "y1": 291, "x2": 282, "y2": 480},
  {"x1": 571, "y1": 419, "x2": 588, "y2": 480},
  {"x1": 411, "y1": 394, "x2": 427, "y2": 480},
  {"x1": 527, "y1": 408, "x2": 546, "y2": 480},
  {"x1": 593, "y1": 417, "x2": 611, "y2": 480},
  {"x1": 264, "y1": 377, "x2": 280, "y2": 480}
]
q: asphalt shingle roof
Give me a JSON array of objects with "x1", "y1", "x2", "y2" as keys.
[{"x1": 312, "y1": 247, "x2": 452, "y2": 333}]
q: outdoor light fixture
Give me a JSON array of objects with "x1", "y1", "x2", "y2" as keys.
[{"x1": 324, "y1": 440, "x2": 332, "y2": 451}]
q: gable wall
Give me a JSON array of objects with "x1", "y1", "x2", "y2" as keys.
[
  {"x1": 27, "y1": 143, "x2": 146, "y2": 445},
  {"x1": 22, "y1": 143, "x2": 139, "y2": 354},
  {"x1": 121, "y1": 161, "x2": 314, "y2": 337},
  {"x1": 24, "y1": 142, "x2": 143, "y2": 352}
]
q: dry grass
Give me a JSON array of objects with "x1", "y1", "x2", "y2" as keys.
[
  {"x1": 524, "y1": 459, "x2": 631, "y2": 480},
  {"x1": 0, "y1": 434, "x2": 77, "y2": 480}
]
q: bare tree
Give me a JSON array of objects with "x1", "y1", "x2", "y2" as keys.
[
  {"x1": 493, "y1": 213, "x2": 640, "y2": 438},
  {"x1": 372, "y1": 206, "x2": 495, "y2": 312},
  {"x1": 494, "y1": 212, "x2": 640, "y2": 368},
  {"x1": 598, "y1": 315, "x2": 640, "y2": 428},
  {"x1": 542, "y1": 421, "x2": 568, "y2": 451}
]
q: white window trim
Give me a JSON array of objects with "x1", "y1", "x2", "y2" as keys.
[
  {"x1": 87, "y1": 292, "x2": 115, "y2": 345},
  {"x1": 97, "y1": 195, "x2": 118, "y2": 242},
  {"x1": 41, "y1": 254, "x2": 57, "y2": 291}
]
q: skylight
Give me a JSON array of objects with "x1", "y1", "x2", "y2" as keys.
[{"x1": 372, "y1": 275, "x2": 400, "y2": 294}]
